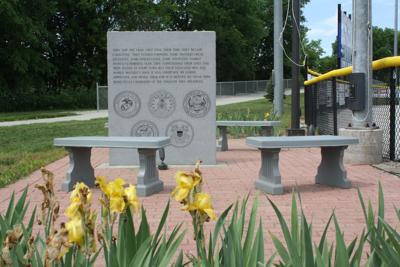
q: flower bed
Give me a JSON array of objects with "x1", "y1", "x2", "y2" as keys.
[{"x1": 0, "y1": 165, "x2": 399, "y2": 266}]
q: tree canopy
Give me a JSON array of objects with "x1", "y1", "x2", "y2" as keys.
[
  {"x1": 1, "y1": 0, "x2": 320, "y2": 107},
  {"x1": 312, "y1": 26, "x2": 400, "y2": 75}
]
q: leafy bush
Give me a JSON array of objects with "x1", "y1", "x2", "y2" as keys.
[
  {"x1": 0, "y1": 88, "x2": 96, "y2": 112},
  {"x1": 217, "y1": 109, "x2": 277, "y2": 137}
]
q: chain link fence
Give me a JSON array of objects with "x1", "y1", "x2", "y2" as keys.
[
  {"x1": 305, "y1": 69, "x2": 400, "y2": 160},
  {"x1": 96, "y1": 79, "x2": 293, "y2": 110},
  {"x1": 216, "y1": 79, "x2": 292, "y2": 95}
]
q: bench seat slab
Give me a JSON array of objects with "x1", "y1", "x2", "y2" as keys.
[
  {"x1": 136, "y1": 148, "x2": 164, "y2": 197},
  {"x1": 255, "y1": 148, "x2": 283, "y2": 195},
  {"x1": 60, "y1": 147, "x2": 164, "y2": 197},
  {"x1": 316, "y1": 146, "x2": 351, "y2": 188},
  {"x1": 61, "y1": 147, "x2": 95, "y2": 192},
  {"x1": 218, "y1": 125, "x2": 275, "y2": 152}
]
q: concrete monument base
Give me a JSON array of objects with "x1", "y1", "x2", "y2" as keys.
[{"x1": 339, "y1": 127, "x2": 383, "y2": 165}]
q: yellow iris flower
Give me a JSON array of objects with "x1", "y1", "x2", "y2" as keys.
[
  {"x1": 65, "y1": 218, "x2": 84, "y2": 246},
  {"x1": 124, "y1": 185, "x2": 140, "y2": 213},
  {"x1": 70, "y1": 182, "x2": 86, "y2": 201},
  {"x1": 65, "y1": 201, "x2": 80, "y2": 219},
  {"x1": 110, "y1": 196, "x2": 126, "y2": 213},
  {"x1": 96, "y1": 177, "x2": 141, "y2": 214},
  {"x1": 184, "y1": 192, "x2": 217, "y2": 220},
  {"x1": 70, "y1": 182, "x2": 92, "y2": 203},
  {"x1": 107, "y1": 178, "x2": 125, "y2": 198},
  {"x1": 171, "y1": 171, "x2": 201, "y2": 201},
  {"x1": 95, "y1": 176, "x2": 110, "y2": 196}
]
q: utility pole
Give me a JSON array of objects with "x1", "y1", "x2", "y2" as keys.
[
  {"x1": 395, "y1": 0, "x2": 398, "y2": 57},
  {"x1": 288, "y1": 0, "x2": 304, "y2": 135},
  {"x1": 351, "y1": 0, "x2": 373, "y2": 126},
  {"x1": 340, "y1": 0, "x2": 382, "y2": 165},
  {"x1": 273, "y1": 0, "x2": 284, "y2": 116}
]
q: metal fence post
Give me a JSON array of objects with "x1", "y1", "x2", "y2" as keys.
[
  {"x1": 332, "y1": 78, "x2": 338, "y2": 135},
  {"x1": 96, "y1": 82, "x2": 100, "y2": 112},
  {"x1": 390, "y1": 67, "x2": 396, "y2": 160},
  {"x1": 312, "y1": 84, "x2": 317, "y2": 133},
  {"x1": 304, "y1": 84, "x2": 310, "y2": 132}
]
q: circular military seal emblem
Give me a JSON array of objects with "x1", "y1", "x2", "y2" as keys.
[
  {"x1": 114, "y1": 91, "x2": 141, "y2": 118},
  {"x1": 148, "y1": 90, "x2": 176, "y2": 118},
  {"x1": 131, "y1": 121, "x2": 159, "y2": 137},
  {"x1": 165, "y1": 120, "x2": 194, "y2": 148},
  {"x1": 183, "y1": 90, "x2": 211, "y2": 118}
]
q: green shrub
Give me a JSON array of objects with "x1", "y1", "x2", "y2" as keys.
[
  {"x1": 265, "y1": 80, "x2": 274, "y2": 103},
  {"x1": 269, "y1": 191, "x2": 367, "y2": 267},
  {"x1": 217, "y1": 109, "x2": 271, "y2": 137},
  {"x1": 0, "y1": 88, "x2": 96, "y2": 112}
]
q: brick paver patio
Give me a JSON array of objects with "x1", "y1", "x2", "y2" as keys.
[{"x1": 1, "y1": 138, "x2": 399, "y2": 261}]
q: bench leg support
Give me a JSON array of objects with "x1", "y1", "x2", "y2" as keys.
[
  {"x1": 316, "y1": 146, "x2": 351, "y2": 188},
  {"x1": 217, "y1": 126, "x2": 228, "y2": 151},
  {"x1": 62, "y1": 147, "x2": 95, "y2": 192},
  {"x1": 136, "y1": 148, "x2": 164, "y2": 197},
  {"x1": 255, "y1": 148, "x2": 283, "y2": 195},
  {"x1": 261, "y1": 126, "x2": 273, "y2": 136}
]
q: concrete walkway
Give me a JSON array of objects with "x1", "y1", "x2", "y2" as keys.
[
  {"x1": 0, "y1": 92, "x2": 265, "y2": 127},
  {"x1": 1, "y1": 139, "x2": 399, "y2": 262}
]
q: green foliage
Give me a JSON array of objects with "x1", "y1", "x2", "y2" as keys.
[
  {"x1": 269, "y1": 192, "x2": 367, "y2": 266},
  {"x1": 255, "y1": 0, "x2": 311, "y2": 79},
  {"x1": 188, "y1": 196, "x2": 274, "y2": 267},
  {"x1": 305, "y1": 39, "x2": 327, "y2": 72},
  {"x1": 1, "y1": 0, "x2": 321, "y2": 112},
  {"x1": 0, "y1": 0, "x2": 54, "y2": 96},
  {"x1": 315, "y1": 26, "x2": 400, "y2": 74},
  {"x1": 2, "y1": 183, "x2": 400, "y2": 266},
  {"x1": 217, "y1": 108, "x2": 269, "y2": 137},
  {"x1": 162, "y1": 0, "x2": 266, "y2": 81},
  {"x1": 217, "y1": 96, "x2": 304, "y2": 137},
  {"x1": 102, "y1": 203, "x2": 185, "y2": 267},
  {"x1": 356, "y1": 182, "x2": 400, "y2": 266},
  {"x1": 0, "y1": 89, "x2": 96, "y2": 112},
  {"x1": 0, "y1": 188, "x2": 43, "y2": 266},
  {"x1": 0, "y1": 188, "x2": 183, "y2": 266}
]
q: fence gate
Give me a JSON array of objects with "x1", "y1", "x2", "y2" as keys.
[{"x1": 306, "y1": 68, "x2": 400, "y2": 161}]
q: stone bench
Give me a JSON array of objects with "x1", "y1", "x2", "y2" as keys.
[
  {"x1": 217, "y1": 120, "x2": 280, "y2": 151},
  {"x1": 246, "y1": 135, "x2": 359, "y2": 195},
  {"x1": 54, "y1": 136, "x2": 170, "y2": 197}
]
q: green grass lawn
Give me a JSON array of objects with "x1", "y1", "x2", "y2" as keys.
[
  {"x1": 0, "y1": 118, "x2": 107, "y2": 186},
  {"x1": 0, "y1": 110, "x2": 78, "y2": 122},
  {"x1": 217, "y1": 95, "x2": 304, "y2": 136},
  {"x1": 0, "y1": 95, "x2": 303, "y2": 187}
]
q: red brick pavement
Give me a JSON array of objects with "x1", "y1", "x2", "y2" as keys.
[{"x1": 1, "y1": 139, "x2": 399, "y2": 262}]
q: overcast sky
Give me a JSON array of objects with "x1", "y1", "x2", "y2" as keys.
[{"x1": 303, "y1": 0, "x2": 396, "y2": 56}]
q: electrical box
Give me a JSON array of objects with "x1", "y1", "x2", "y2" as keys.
[{"x1": 346, "y1": 72, "x2": 365, "y2": 111}]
